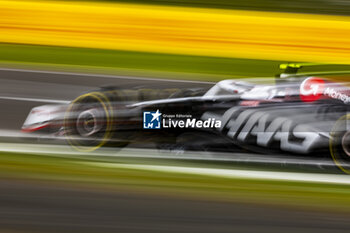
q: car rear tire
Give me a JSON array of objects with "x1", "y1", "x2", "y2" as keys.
[{"x1": 329, "y1": 114, "x2": 350, "y2": 174}]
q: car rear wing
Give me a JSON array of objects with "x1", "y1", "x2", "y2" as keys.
[{"x1": 277, "y1": 63, "x2": 350, "y2": 79}]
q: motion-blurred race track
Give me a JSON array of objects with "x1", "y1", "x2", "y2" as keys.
[
  {"x1": 1, "y1": 68, "x2": 350, "y2": 233},
  {"x1": 1, "y1": 180, "x2": 350, "y2": 233}
]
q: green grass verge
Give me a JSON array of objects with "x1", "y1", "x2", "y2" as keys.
[
  {"x1": 2, "y1": 43, "x2": 349, "y2": 81},
  {"x1": 0, "y1": 43, "x2": 285, "y2": 81},
  {"x1": 1, "y1": 151, "x2": 350, "y2": 214}
]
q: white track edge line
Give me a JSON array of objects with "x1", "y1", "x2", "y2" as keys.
[
  {"x1": 0, "y1": 141, "x2": 338, "y2": 166},
  {"x1": 0, "y1": 96, "x2": 69, "y2": 104},
  {"x1": 80, "y1": 162, "x2": 350, "y2": 185}
]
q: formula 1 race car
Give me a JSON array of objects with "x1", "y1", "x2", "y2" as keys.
[{"x1": 22, "y1": 63, "x2": 350, "y2": 173}]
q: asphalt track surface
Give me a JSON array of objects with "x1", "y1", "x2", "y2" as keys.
[
  {"x1": 0, "y1": 68, "x2": 350, "y2": 233},
  {"x1": 0, "y1": 68, "x2": 211, "y2": 130}
]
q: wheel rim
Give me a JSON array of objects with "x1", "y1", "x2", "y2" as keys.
[
  {"x1": 76, "y1": 108, "x2": 103, "y2": 137},
  {"x1": 341, "y1": 131, "x2": 350, "y2": 157}
]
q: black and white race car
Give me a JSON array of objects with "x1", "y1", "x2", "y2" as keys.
[{"x1": 21, "y1": 63, "x2": 350, "y2": 172}]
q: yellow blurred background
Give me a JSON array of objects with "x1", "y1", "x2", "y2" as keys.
[{"x1": 1, "y1": 0, "x2": 350, "y2": 63}]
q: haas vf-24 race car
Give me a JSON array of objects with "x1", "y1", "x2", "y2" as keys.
[{"x1": 22, "y1": 63, "x2": 350, "y2": 173}]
